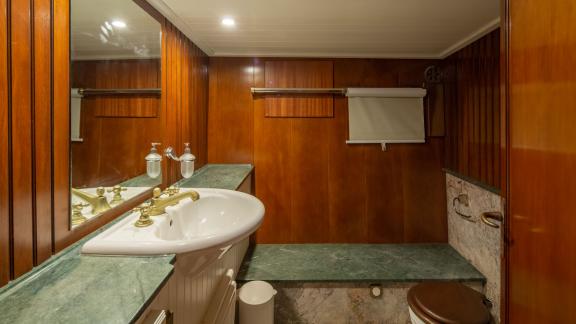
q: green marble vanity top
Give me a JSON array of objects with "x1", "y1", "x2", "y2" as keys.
[
  {"x1": 0, "y1": 163, "x2": 253, "y2": 324},
  {"x1": 238, "y1": 244, "x2": 485, "y2": 283},
  {"x1": 119, "y1": 173, "x2": 162, "y2": 188},
  {"x1": 176, "y1": 164, "x2": 253, "y2": 189}
]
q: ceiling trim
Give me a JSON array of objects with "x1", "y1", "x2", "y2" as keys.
[
  {"x1": 437, "y1": 17, "x2": 500, "y2": 58},
  {"x1": 145, "y1": 0, "x2": 215, "y2": 55},
  {"x1": 145, "y1": 0, "x2": 499, "y2": 59},
  {"x1": 211, "y1": 51, "x2": 440, "y2": 59},
  {"x1": 72, "y1": 54, "x2": 161, "y2": 61}
]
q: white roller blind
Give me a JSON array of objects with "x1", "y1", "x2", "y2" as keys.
[
  {"x1": 346, "y1": 88, "x2": 426, "y2": 146},
  {"x1": 70, "y1": 89, "x2": 83, "y2": 142}
]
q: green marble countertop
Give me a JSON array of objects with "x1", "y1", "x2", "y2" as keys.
[
  {"x1": 176, "y1": 164, "x2": 253, "y2": 189},
  {"x1": 238, "y1": 244, "x2": 485, "y2": 283},
  {"x1": 0, "y1": 163, "x2": 253, "y2": 324},
  {"x1": 0, "y1": 226, "x2": 175, "y2": 324},
  {"x1": 119, "y1": 173, "x2": 162, "y2": 188}
]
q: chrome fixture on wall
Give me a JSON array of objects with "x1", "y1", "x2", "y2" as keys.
[
  {"x1": 165, "y1": 144, "x2": 197, "y2": 179},
  {"x1": 452, "y1": 193, "x2": 474, "y2": 222}
]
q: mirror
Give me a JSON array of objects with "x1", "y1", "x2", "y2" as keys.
[{"x1": 70, "y1": 0, "x2": 162, "y2": 228}]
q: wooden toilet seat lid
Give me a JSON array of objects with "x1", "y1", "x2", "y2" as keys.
[{"x1": 408, "y1": 282, "x2": 491, "y2": 324}]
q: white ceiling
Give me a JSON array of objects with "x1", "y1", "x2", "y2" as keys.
[
  {"x1": 72, "y1": 0, "x2": 161, "y2": 60},
  {"x1": 147, "y1": 0, "x2": 499, "y2": 58}
]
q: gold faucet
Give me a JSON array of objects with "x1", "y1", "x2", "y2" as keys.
[
  {"x1": 148, "y1": 187, "x2": 200, "y2": 216},
  {"x1": 107, "y1": 185, "x2": 127, "y2": 206},
  {"x1": 71, "y1": 187, "x2": 112, "y2": 215},
  {"x1": 134, "y1": 204, "x2": 154, "y2": 228},
  {"x1": 71, "y1": 202, "x2": 89, "y2": 226}
]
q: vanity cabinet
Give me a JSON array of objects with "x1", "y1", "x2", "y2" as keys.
[{"x1": 136, "y1": 172, "x2": 253, "y2": 324}]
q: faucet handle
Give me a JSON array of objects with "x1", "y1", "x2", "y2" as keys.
[
  {"x1": 107, "y1": 185, "x2": 127, "y2": 194},
  {"x1": 133, "y1": 203, "x2": 153, "y2": 228},
  {"x1": 165, "y1": 186, "x2": 180, "y2": 196},
  {"x1": 96, "y1": 187, "x2": 106, "y2": 197},
  {"x1": 71, "y1": 203, "x2": 89, "y2": 226},
  {"x1": 108, "y1": 185, "x2": 127, "y2": 206}
]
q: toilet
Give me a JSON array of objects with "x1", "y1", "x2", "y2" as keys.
[{"x1": 408, "y1": 282, "x2": 491, "y2": 324}]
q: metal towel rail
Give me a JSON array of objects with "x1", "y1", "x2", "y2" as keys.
[
  {"x1": 250, "y1": 87, "x2": 346, "y2": 95},
  {"x1": 78, "y1": 88, "x2": 161, "y2": 97}
]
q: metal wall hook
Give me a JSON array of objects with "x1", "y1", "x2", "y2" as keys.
[
  {"x1": 481, "y1": 212, "x2": 504, "y2": 228},
  {"x1": 452, "y1": 193, "x2": 474, "y2": 221}
]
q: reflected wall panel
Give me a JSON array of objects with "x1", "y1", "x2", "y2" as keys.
[{"x1": 443, "y1": 30, "x2": 501, "y2": 191}]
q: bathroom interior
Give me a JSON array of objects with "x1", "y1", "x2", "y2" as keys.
[{"x1": 0, "y1": 0, "x2": 573, "y2": 323}]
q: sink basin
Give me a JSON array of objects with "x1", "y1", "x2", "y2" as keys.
[{"x1": 82, "y1": 188, "x2": 265, "y2": 275}]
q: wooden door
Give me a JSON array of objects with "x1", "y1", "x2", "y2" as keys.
[{"x1": 506, "y1": 0, "x2": 576, "y2": 322}]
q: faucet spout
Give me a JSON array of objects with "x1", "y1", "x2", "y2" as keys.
[
  {"x1": 148, "y1": 187, "x2": 200, "y2": 216},
  {"x1": 72, "y1": 187, "x2": 112, "y2": 215}
]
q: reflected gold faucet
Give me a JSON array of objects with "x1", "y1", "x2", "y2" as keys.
[
  {"x1": 148, "y1": 187, "x2": 200, "y2": 216},
  {"x1": 72, "y1": 187, "x2": 112, "y2": 215}
]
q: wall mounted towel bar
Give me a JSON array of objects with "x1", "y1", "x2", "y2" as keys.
[
  {"x1": 250, "y1": 87, "x2": 347, "y2": 95},
  {"x1": 78, "y1": 88, "x2": 161, "y2": 97}
]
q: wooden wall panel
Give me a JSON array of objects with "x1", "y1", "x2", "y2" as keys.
[
  {"x1": 209, "y1": 57, "x2": 447, "y2": 243},
  {"x1": 0, "y1": 0, "x2": 59, "y2": 281},
  {"x1": 70, "y1": 60, "x2": 161, "y2": 188},
  {"x1": 507, "y1": 0, "x2": 576, "y2": 322},
  {"x1": 443, "y1": 30, "x2": 501, "y2": 191},
  {"x1": 0, "y1": 0, "x2": 10, "y2": 286},
  {"x1": 11, "y1": 0, "x2": 35, "y2": 277},
  {"x1": 33, "y1": 0, "x2": 53, "y2": 264},
  {"x1": 53, "y1": 0, "x2": 71, "y2": 252},
  {"x1": 264, "y1": 60, "x2": 334, "y2": 118},
  {"x1": 161, "y1": 20, "x2": 208, "y2": 185},
  {"x1": 207, "y1": 57, "x2": 254, "y2": 163}
]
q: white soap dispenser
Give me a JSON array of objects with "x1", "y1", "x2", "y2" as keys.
[
  {"x1": 179, "y1": 143, "x2": 196, "y2": 179},
  {"x1": 145, "y1": 143, "x2": 162, "y2": 179}
]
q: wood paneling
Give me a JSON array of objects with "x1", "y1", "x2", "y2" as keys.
[
  {"x1": 507, "y1": 0, "x2": 576, "y2": 322},
  {"x1": 0, "y1": 0, "x2": 10, "y2": 286},
  {"x1": 70, "y1": 60, "x2": 162, "y2": 188},
  {"x1": 207, "y1": 57, "x2": 254, "y2": 163},
  {"x1": 71, "y1": 60, "x2": 160, "y2": 118},
  {"x1": 209, "y1": 57, "x2": 447, "y2": 243},
  {"x1": 0, "y1": 0, "x2": 209, "y2": 287},
  {"x1": 34, "y1": 0, "x2": 54, "y2": 264},
  {"x1": 53, "y1": 0, "x2": 71, "y2": 252},
  {"x1": 263, "y1": 60, "x2": 334, "y2": 118},
  {"x1": 0, "y1": 0, "x2": 59, "y2": 281},
  {"x1": 161, "y1": 20, "x2": 208, "y2": 185},
  {"x1": 11, "y1": 0, "x2": 35, "y2": 277},
  {"x1": 443, "y1": 30, "x2": 501, "y2": 191}
]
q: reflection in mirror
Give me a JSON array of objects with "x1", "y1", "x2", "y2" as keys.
[{"x1": 70, "y1": 0, "x2": 162, "y2": 228}]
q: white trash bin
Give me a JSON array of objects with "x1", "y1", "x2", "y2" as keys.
[{"x1": 239, "y1": 281, "x2": 277, "y2": 324}]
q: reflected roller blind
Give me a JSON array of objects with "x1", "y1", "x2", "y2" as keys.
[{"x1": 346, "y1": 88, "x2": 426, "y2": 145}]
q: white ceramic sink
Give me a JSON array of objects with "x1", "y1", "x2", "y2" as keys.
[{"x1": 82, "y1": 188, "x2": 264, "y2": 274}]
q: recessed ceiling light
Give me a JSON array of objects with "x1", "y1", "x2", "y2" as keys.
[
  {"x1": 111, "y1": 20, "x2": 127, "y2": 28},
  {"x1": 221, "y1": 17, "x2": 235, "y2": 27}
]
